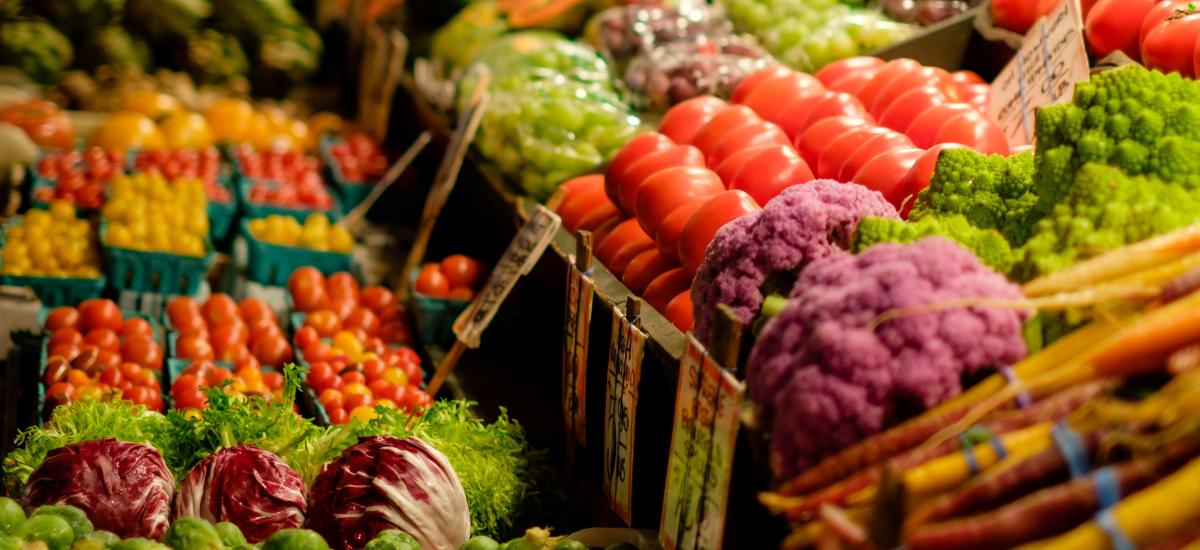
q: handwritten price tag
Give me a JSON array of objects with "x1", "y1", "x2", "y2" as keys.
[
  {"x1": 603, "y1": 300, "x2": 646, "y2": 525},
  {"x1": 453, "y1": 205, "x2": 560, "y2": 348},
  {"x1": 562, "y1": 258, "x2": 594, "y2": 447},
  {"x1": 660, "y1": 335, "x2": 744, "y2": 550},
  {"x1": 988, "y1": 0, "x2": 1090, "y2": 147}
]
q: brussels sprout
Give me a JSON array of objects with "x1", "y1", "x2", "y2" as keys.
[
  {"x1": 71, "y1": 530, "x2": 121, "y2": 549},
  {"x1": 13, "y1": 514, "x2": 74, "y2": 550},
  {"x1": 260, "y1": 529, "x2": 329, "y2": 550},
  {"x1": 32, "y1": 506, "x2": 92, "y2": 539},
  {"x1": 364, "y1": 530, "x2": 420, "y2": 549},
  {"x1": 552, "y1": 541, "x2": 588, "y2": 550},
  {"x1": 459, "y1": 536, "x2": 500, "y2": 550},
  {"x1": 0, "y1": 498, "x2": 24, "y2": 534},
  {"x1": 109, "y1": 538, "x2": 170, "y2": 550},
  {"x1": 214, "y1": 522, "x2": 248, "y2": 548},
  {"x1": 161, "y1": 518, "x2": 223, "y2": 550}
]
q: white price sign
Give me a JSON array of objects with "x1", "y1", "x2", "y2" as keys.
[{"x1": 602, "y1": 302, "x2": 646, "y2": 524}]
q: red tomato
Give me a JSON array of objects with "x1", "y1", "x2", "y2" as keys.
[
  {"x1": 44, "y1": 357, "x2": 70, "y2": 385},
  {"x1": 950, "y1": 82, "x2": 991, "y2": 111},
  {"x1": 727, "y1": 145, "x2": 813, "y2": 206},
  {"x1": 361, "y1": 358, "x2": 387, "y2": 381},
  {"x1": 856, "y1": 59, "x2": 923, "y2": 112},
  {"x1": 678, "y1": 190, "x2": 762, "y2": 276},
  {"x1": 853, "y1": 147, "x2": 925, "y2": 207},
  {"x1": 715, "y1": 145, "x2": 773, "y2": 185},
  {"x1": 705, "y1": 121, "x2": 791, "y2": 169},
  {"x1": 635, "y1": 166, "x2": 725, "y2": 237},
  {"x1": 839, "y1": 131, "x2": 914, "y2": 183},
  {"x1": 933, "y1": 110, "x2": 1009, "y2": 155},
  {"x1": 47, "y1": 382, "x2": 76, "y2": 404},
  {"x1": 78, "y1": 298, "x2": 123, "y2": 332},
  {"x1": 344, "y1": 307, "x2": 381, "y2": 336},
  {"x1": 238, "y1": 298, "x2": 276, "y2": 327},
  {"x1": 248, "y1": 322, "x2": 282, "y2": 347},
  {"x1": 360, "y1": 286, "x2": 395, "y2": 312},
  {"x1": 49, "y1": 327, "x2": 83, "y2": 349},
  {"x1": 608, "y1": 237, "x2": 656, "y2": 278},
  {"x1": 44, "y1": 306, "x2": 80, "y2": 331},
  {"x1": 1141, "y1": 1, "x2": 1186, "y2": 49},
  {"x1": 210, "y1": 322, "x2": 249, "y2": 358},
  {"x1": 664, "y1": 291, "x2": 695, "y2": 332},
  {"x1": 605, "y1": 134, "x2": 672, "y2": 208},
  {"x1": 614, "y1": 145, "x2": 706, "y2": 215},
  {"x1": 306, "y1": 309, "x2": 342, "y2": 338},
  {"x1": 878, "y1": 86, "x2": 947, "y2": 134},
  {"x1": 1086, "y1": 0, "x2": 1157, "y2": 59},
  {"x1": 905, "y1": 103, "x2": 975, "y2": 149},
  {"x1": 121, "y1": 318, "x2": 154, "y2": 339},
  {"x1": 655, "y1": 197, "x2": 707, "y2": 264},
  {"x1": 795, "y1": 92, "x2": 874, "y2": 139},
  {"x1": 816, "y1": 125, "x2": 892, "y2": 180},
  {"x1": 869, "y1": 66, "x2": 950, "y2": 119},
  {"x1": 96, "y1": 349, "x2": 121, "y2": 373},
  {"x1": 307, "y1": 361, "x2": 336, "y2": 391},
  {"x1": 741, "y1": 73, "x2": 825, "y2": 123},
  {"x1": 897, "y1": 144, "x2": 965, "y2": 217},
  {"x1": 794, "y1": 116, "x2": 872, "y2": 168},
  {"x1": 177, "y1": 335, "x2": 215, "y2": 361},
  {"x1": 84, "y1": 328, "x2": 120, "y2": 353},
  {"x1": 252, "y1": 335, "x2": 293, "y2": 366},
  {"x1": 992, "y1": 0, "x2": 1059, "y2": 34},
  {"x1": 441, "y1": 255, "x2": 483, "y2": 289},
  {"x1": 123, "y1": 386, "x2": 155, "y2": 408},
  {"x1": 414, "y1": 268, "x2": 450, "y2": 297},
  {"x1": 814, "y1": 56, "x2": 886, "y2": 87},
  {"x1": 690, "y1": 105, "x2": 762, "y2": 157},
  {"x1": 202, "y1": 293, "x2": 240, "y2": 328},
  {"x1": 557, "y1": 176, "x2": 610, "y2": 232},
  {"x1": 288, "y1": 267, "x2": 329, "y2": 312},
  {"x1": 595, "y1": 219, "x2": 652, "y2": 267},
  {"x1": 326, "y1": 407, "x2": 349, "y2": 424},
  {"x1": 99, "y1": 366, "x2": 123, "y2": 387},
  {"x1": 327, "y1": 273, "x2": 360, "y2": 303},
  {"x1": 1142, "y1": 9, "x2": 1200, "y2": 77},
  {"x1": 122, "y1": 333, "x2": 163, "y2": 370},
  {"x1": 621, "y1": 249, "x2": 673, "y2": 294},
  {"x1": 658, "y1": 97, "x2": 728, "y2": 145},
  {"x1": 48, "y1": 343, "x2": 80, "y2": 363},
  {"x1": 167, "y1": 296, "x2": 200, "y2": 325},
  {"x1": 556, "y1": 172, "x2": 602, "y2": 204},
  {"x1": 949, "y1": 70, "x2": 985, "y2": 86},
  {"x1": 829, "y1": 67, "x2": 883, "y2": 99},
  {"x1": 575, "y1": 200, "x2": 620, "y2": 234},
  {"x1": 732, "y1": 65, "x2": 795, "y2": 103},
  {"x1": 379, "y1": 321, "x2": 412, "y2": 345}
]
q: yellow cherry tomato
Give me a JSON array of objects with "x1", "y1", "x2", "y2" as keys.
[
  {"x1": 48, "y1": 200, "x2": 75, "y2": 220},
  {"x1": 374, "y1": 399, "x2": 396, "y2": 409},
  {"x1": 159, "y1": 111, "x2": 214, "y2": 149},
  {"x1": 342, "y1": 382, "x2": 371, "y2": 397},
  {"x1": 204, "y1": 98, "x2": 255, "y2": 143},
  {"x1": 120, "y1": 89, "x2": 182, "y2": 119},
  {"x1": 92, "y1": 111, "x2": 166, "y2": 152},
  {"x1": 349, "y1": 406, "x2": 378, "y2": 422},
  {"x1": 380, "y1": 367, "x2": 408, "y2": 388},
  {"x1": 332, "y1": 331, "x2": 364, "y2": 359}
]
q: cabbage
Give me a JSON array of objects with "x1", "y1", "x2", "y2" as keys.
[
  {"x1": 174, "y1": 445, "x2": 307, "y2": 543},
  {"x1": 21, "y1": 439, "x2": 175, "y2": 539},
  {"x1": 305, "y1": 436, "x2": 470, "y2": 550}
]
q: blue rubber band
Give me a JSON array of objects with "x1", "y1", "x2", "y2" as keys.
[
  {"x1": 959, "y1": 430, "x2": 1008, "y2": 476},
  {"x1": 1096, "y1": 508, "x2": 1135, "y2": 550},
  {"x1": 988, "y1": 435, "x2": 1008, "y2": 462},
  {"x1": 1052, "y1": 422, "x2": 1091, "y2": 478},
  {"x1": 1093, "y1": 467, "x2": 1121, "y2": 510},
  {"x1": 998, "y1": 365, "x2": 1033, "y2": 410}
]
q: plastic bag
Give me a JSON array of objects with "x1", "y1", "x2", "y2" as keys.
[
  {"x1": 584, "y1": 3, "x2": 732, "y2": 71},
  {"x1": 622, "y1": 36, "x2": 771, "y2": 111}
]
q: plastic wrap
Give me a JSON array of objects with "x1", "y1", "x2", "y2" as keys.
[
  {"x1": 586, "y1": 3, "x2": 732, "y2": 69},
  {"x1": 623, "y1": 36, "x2": 771, "y2": 111}
]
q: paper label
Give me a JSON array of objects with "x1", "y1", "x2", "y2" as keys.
[
  {"x1": 453, "y1": 205, "x2": 560, "y2": 347},
  {"x1": 989, "y1": 0, "x2": 1090, "y2": 147},
  {"x1": 660, "y1": 335, "x2": 744, "y2": 550},
  {"x1": 602, "y1": 305, "x2": 646, "y2": 525},
  {"x1": 562, "y1": 260, "x2": 594, "y2": 446}
]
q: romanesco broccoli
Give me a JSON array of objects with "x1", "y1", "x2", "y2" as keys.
[
  {"x1": 852, "y1": 215, "x2": 1016, "y2": 274},
  {"x1": 908, "y1": 149, "x2": 1037, "y2": 244}
]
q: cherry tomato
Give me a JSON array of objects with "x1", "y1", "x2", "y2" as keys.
[
  {"x1": 621, "y1": 249, "x2": 673, "y2": 295},
  {"x1": 49, "y1": 327, "x2": 83, "y2": 350},
  {"x1": 414, "y1": 267, "x2": 450, "y2": 298},
  {"x1": 595, "y1": 219, "x2": 653, "y2": 268},
  {"x1": 252, "y1": 335, "x2": 293, "y2": 366},
  {"x1": 869, "y1": 66, "x2": 950, "y2": 119},
  {"x1": 173, "y1": 373, "x2": 201, "y2": 396},
  {"x1": 816, "y1": 125, "x2": 891, "y2": 180},
  {"x1": 119, "y1": 318, "x2": 153, "y2": 339},
  {"x1": 905, "y1": 103, "x2": 975, "y2": 149},
  {"x1": 44, "y1": 306, "x2": 80, "y2": 331},
  {"x1": 992, "y1": 0, "x2": 1059, "y2": 34},
  {"x1": 200, "y1": 293, "x2": 239, "y2": 328},
  {"x1": 813, "y1": 56, "x2": 886, "y2": 87},
  {"x1": 853, "y1": 147, "x2": 925, "y2": 207},
  {"x1": 741, "y1": 72, "x2": 825, "y2": 123},
  {"x1": 307, "y1": 361, "x2": 336, "y2": 391},
  {"x1": 441, "y1": 255, "x2": 483, "y2": 289},
  {"x1": 727, "y1": 145, "x2": 813, "y2": 206},
  {"x1": 690, "y1": 105, "x2": 762, "y2": 157},
  {"x1": 705, "y1": 121, "x2": 791, "y2": 170},
  {"x1": 658, "y1": 97, "x2": 728, "y2": 144},
  {"x1": 604, "y1": 134, "x2": 674, "y2": 208},
  {"x1": 327, "y1": 273, "x2": 360, "y2": 303},
  {"x1": 878, "y1": 86, "x2": 947, "y2": 134},
  {"x1": 1142, "y1": 8, "x2": 1200, "y2": 77},
  {"x1": 664, "y1": 291, "x2": 695, "y2": 332},
  {"x1": 44, "y1": 357, "x2": 70, "y2": 386},
  {"x1": 306, "y1": 310, "x2": 342, "y2": 337},
  {"x1": 96, "y1": 349, "x2": 122, "y2": 374},
  {"x1": 177, "y1": 335, "x2": 215, "y2": 361},
  {"x1": 122, "y1": 333, "x2": 163, "y2": 370},
  {"x1": 328, "y1": 297, "x2": 357, "y2": 321},
  {"x1": 120, "y1": 361, "x2": 146, "y2": 384},
  {"x1": 343, "y1": 307, "x2": 381, "y2": 336},
  {"x1": 635, "y1": 166, "x2": 725, "y2": 238},
  {"x1": 238, "y1": 298, "x2": 276, "y2": 327},
  {"x1": 326, "y1": 406, "x2": 349, "y2": 424},
  {"x1": 732, "y1": 65, "x2": 795, "y2": 103},
  {"x1": 794, "y1": 116, "x2": 871, "y2": 168},
  {"x1": 344, "y1": 392, "x2": 373, "y2": 411},
  {"x1": 288, "y1": 266, "x2": 329, "y2": 312},
  {"x1": 679, "y1": 190, "x2": 762, "y2": 275},
  {"x1": 897, "y1": 144, "x2": 966, "y2": 218},
  {"x1": 613, "y1": 144, "x2": 706, "y2": 215},
  {"x1": 263, "y1": 370, "x2": 283, "y2": 391},
  {"x1": 839, "y1": 131, "x2": 914, "y2": 183},
  {"x1": 47, "y1": 382, "x2": 76, "y2": 404},
  {"x1": 295, "y1": 325, "x2": 320, "y2": 351},
  {"x1": 379, "y1": 320, "x2": 412, "y2": 345},
  {"x1": 933, "y1": 110, "x2": 1009, "y2": 155},
  {"x1": 78, "y1": 299, "x2": 123, "y2": 332},
  {"x1": 360, "y1": 286, "x2": 396, "y2": 312},
  {"x1": 319, "y1": 388, "x2": 344, "y2": 411}
]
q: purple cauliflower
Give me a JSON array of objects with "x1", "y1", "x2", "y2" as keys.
[
  {"x1": 746, "y1": 238, "x2": 1028, "y2": 478},
  {"x1": 174, "y1": 445, "x2": 308, "y2": 543},
  {"x1": 691, "y1": 180, "x2": 899, "y2": 344}
]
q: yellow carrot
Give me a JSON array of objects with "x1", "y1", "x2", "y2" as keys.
[
  {"x1": 904, "y1": 423, "x2": 1054, "y2": 500},
  {"x1": 1017, "y1": 456, "x2": 1200, "y2": 550},
  {"x1": 1024, "y1": 223, "x2": 1200, "y2": 297}
]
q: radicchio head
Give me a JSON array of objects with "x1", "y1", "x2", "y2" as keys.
[{"x1": 174, "y1": 445, "x2": 308, "y2": 543}]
